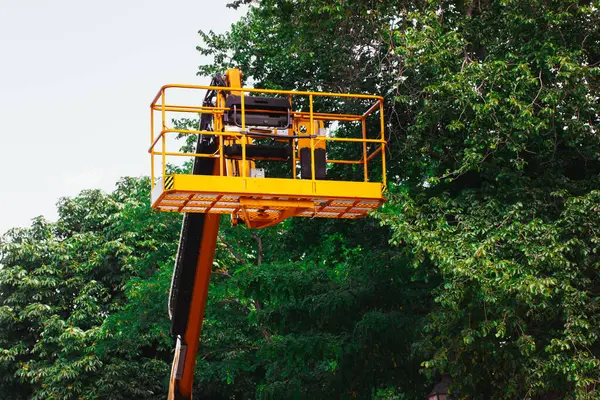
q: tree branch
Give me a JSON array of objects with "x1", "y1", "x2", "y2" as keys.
[
  {"x1": 251, "y1": 232, "x2": 263, "y2": 266},
  {"x1": 218, "y1": 233, "x2": 246, "y2": 265},
  {"x1": 201, "y1": 345, "x2": 259, "y2": 360}
]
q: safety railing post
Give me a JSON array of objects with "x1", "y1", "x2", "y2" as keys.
[
  {"x1": 161, "y1": 89, "x2": 167, "y2": 188},
  {"x1": 288, "y1": 94, "x2": 296, "y2": 180},
  {"x1": 379, "y1": 100, "x2": 386, "y2": 188},
  {"x1": 161, "y1": 134, "x2": 167, "y2": 188},
  {"x1": 219, "y1": 135, "x2": 224, "y2": 176},
  {"x1": 241, "y1": 91, "x2": 247, "y2": 177},
  {"x1": 309, "y1": 94, "x2": 315, "y2": 181},
  {"x1": 150, "y1": 108, "x2": 155, "y2": 189},
  {"x1": 215, "y1": 90, "x2": 224, "y2": 177},
  {"x1": 292, "y1": 138, "x2": 297, "y2": 179},
  {"x1": 362, "y1": 116, "x2": 368, "y2": 182},
  {"x1": 161, "y1": 89, "x2": 166, "y2": 130}
]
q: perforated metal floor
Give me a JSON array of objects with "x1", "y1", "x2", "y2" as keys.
[{"x1": 151, "y1": 175, "x2": 384, "y2": 220}]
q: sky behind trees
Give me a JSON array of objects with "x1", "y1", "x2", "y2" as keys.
[{"x1": 0, "y1": 0, "x2": 244, "y2": 234}]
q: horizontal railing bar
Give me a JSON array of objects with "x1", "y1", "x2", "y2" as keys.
[
  {"x1": 151, "y1": 151, "x2": 218, "y2": 158},
  {"x1": 154, "y1": 107, "x2": 225, "y2": 115},
  {"x1": 149, "y1": 129, "x2": 386, "y2": 153},
  {"x1": 151, "y1": 84, "x2": 384, "y2": 107},
  {"x1": 151, "y1": 152, "x2": 368, "y2": 164},
  {"x1": 293, "y1": 111, "x2": 363, "y2": 120},
  {"x1": 240, "y1": 131, "x2": 317, "y2": 140},
  {"x1": 148, "y1": 130, "x2": 243, "y2": 152},
  {"x1": 327, "y1": 159, "x2": 363, "y2": 165},
  {"x1": 153, "y1": 104, "x2": 229, "y2": 110},
  {"x1": 152, "y1": 152, "x2": 369, "y2": 167},
  {"x1": 153, "y1": 105, "x2": 363, "y2": 121},
  {"x1": 152, "y1": 104, "x2": 229, "y2": 112},
  {"x1": 319, "y1": 136, "x2": 385, "y2": 144},
  {"x1": 165, "y1": 128, "x2": 385, "y2": 143}
]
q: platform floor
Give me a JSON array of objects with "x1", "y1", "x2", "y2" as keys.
[{"x1": 151, "y1": 175, "x2": 384, "y2": 219}]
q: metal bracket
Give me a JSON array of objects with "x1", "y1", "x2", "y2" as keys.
[{"x1": 174, "y1": 337, "x2": 187, "y2": 380}]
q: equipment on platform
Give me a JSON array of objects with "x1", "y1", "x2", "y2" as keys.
[{"x1": 148, "y1": 69, "x2": 387, "y2": 399}]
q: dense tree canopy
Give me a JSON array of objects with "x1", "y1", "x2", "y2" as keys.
[{"x1": 1, "y1": 0, "x2": 599, "y2": 399}]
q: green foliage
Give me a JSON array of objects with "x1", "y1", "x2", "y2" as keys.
[
  {"x1": 197, "y1": 0, "x2": 600, "y2": 398},
  {"x1": 376, "y1": 0, "x2": 600, "y2": 398},
  {"x1": 0, "y1": 182, "x2": 425, "y2": 399},
  {"x1": 194, "y1": 224, "x2": 429, "y2": 398},
  {"x1": 0, "y1": 179, "x2": 180, "y2": 399}
]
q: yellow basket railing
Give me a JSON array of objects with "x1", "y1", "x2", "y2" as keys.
[{"x1": 149, "y1": 84, "x2": 387, "y2": 189}]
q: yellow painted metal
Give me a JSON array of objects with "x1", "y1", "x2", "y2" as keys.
[
  {"x1": 380, "y1": 101, "x2": 387, "y2": 189},
  {"x1": 219, "y1": 135, "x2": 224, "y2": 176},
  {"x1": 149, "y1": 82, "x2": 388, "y2": 226},
  {"x1": 225, "y1": 68, "x2": 243, "y2": 95},
  {"x1": 179, "y1": 175, "x2": 372, "y2": 197},
  {"x1": 160, "y1": 151, "x2": 217, "y2": 158},
  {"x1": 292, "y1": 138, "x2": 297, "y2": 179},
  {"x1": 151, "y1": 174, "x2": 383, "y2": 225},
  {"x1": 327, "y1": 159, "x2": 363, "y2": 165},
  {"x1": 293, "y1": 111, "x2": 363, "y2": 121},
  {"x1": 239, "y1": 198, "x2": 315, "y2": 210},
  {"x1": 152, "y1": 105, "x2": 229, "y2": 113},
  {"x1": 152, "y1": 105, "x2": 362, "y2": 122},
  {"x1": 148, "y1": 129, "x2": 385, "y2": 153},
  {"x1": 150, "y1": 108, "x2": 155, "y2": 189},
  {"x1": 161, "y1": 89, "x2": 167, "y2": 132},
  {"x1": 150, "y1": 83, "x2": 383, "y2": 104},
  {"x1": 362, "y1": 117, "x2": 368, "y2": 182},
  {"x1": 241, "y1": 92, "x2": 247, "y2": 177},
  {"x1": 315, "y1": 136, "x2": 385, "y2": 144},
  {"x1": 161, "y1": 133, "x2": 166, "y2": 187},
  {"x1": 309, "y1": 95, "x2": 315, "y2": 180},
  {"x1": 237, "y1": 198, "x2": 316, "y2": 229}
]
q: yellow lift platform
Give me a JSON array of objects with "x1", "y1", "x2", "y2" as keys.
[{"x1": 149, "y1": 73, "x2": 387, "y2": 228}]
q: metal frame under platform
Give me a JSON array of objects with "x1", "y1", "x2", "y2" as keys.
[{"x1": 152, "y1": 174, "x2": 384, "y2": 221}]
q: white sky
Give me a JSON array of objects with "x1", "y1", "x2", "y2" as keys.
[{"x1": 0, "y1": 0, "x2": 245, "y2": 234}]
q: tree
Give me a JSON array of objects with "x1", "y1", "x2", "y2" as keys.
[
  {"x1": 198, "y1": 0, "x2": 600, "y2": 398},
  {"x1": 0, "y1": 178, "x2": 180, "y2": 399},
  {"x1": 377, "y1": 1, "x2": 600, "y2": 398}
]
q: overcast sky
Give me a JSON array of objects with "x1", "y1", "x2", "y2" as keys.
[{"x1": 0, "y1": 0, "x2": 245, "y2": 234}]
